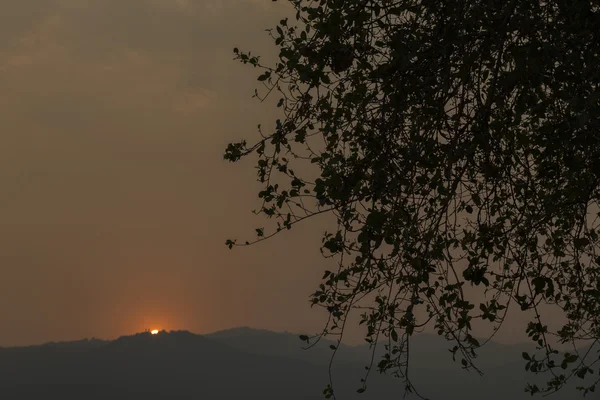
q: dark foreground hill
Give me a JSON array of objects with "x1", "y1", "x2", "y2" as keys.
[{"x1": 0, "y1": 328, "x2": 592, "y2": 400}]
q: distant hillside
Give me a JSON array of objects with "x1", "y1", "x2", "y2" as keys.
[
  {"x1": 0, "y1": 329, "x2": 592, "y2": 400},
  {"x1": 206, "y1": 326, "x2": 361, "y2": 363}
]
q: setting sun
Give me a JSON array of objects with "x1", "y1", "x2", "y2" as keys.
[{"x1": 151, "y1": 330, "x2": 159, "y2": 335}]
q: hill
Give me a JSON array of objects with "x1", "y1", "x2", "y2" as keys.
[{"x1": 0, "y1": 328, "x2": 592, "y2": 399}]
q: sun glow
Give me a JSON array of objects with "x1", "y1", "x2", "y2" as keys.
[{"x1": 151, "y1": 329, "x2": 159, "y2": 335}]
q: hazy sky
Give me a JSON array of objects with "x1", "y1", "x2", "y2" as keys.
[
  {"x1": 0, "y1": 0, "x2": 337, "y2": 346},
  {"x1": 0, "y1": 0, "x2": 544, "y2": 347}
]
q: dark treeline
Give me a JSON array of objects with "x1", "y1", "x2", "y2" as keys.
[{"x1": 0, "y1": 328, "x2": 590, "y2": 399}]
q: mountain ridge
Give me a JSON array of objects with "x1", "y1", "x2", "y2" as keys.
[{"x1": 0, "y1": 328, "x2": 592, "y2": 400}]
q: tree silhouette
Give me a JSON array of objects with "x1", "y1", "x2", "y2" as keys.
[{"x1": 225, "y1": 0, "x2": 600, "y2": 397}]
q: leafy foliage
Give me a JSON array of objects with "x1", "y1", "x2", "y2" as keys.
[{"x1": 226, "y1": 0, "x2": 600, "y2": 397}]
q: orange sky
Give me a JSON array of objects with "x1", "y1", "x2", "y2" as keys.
[
  {"x1": 0, "y1": 0, "x2": 337, "y2": 347},
  {"x1": 0, "y1": 0, "x2": 545, "y2": 347}
]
